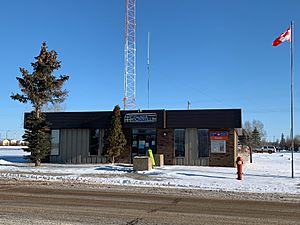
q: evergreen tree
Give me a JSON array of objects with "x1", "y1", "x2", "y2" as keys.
[
  {"x1": 251, "y1": 127, "x2": 261, "y2": 148},
  {"x1": 279, "y1": 133, "x2": 286, "y2": 150},
  {"x1": 11, "y1": 42, "x2": 69, "y2": 166},
  {"x1": 103, "y1": 105, "x2": 126, "y2": 164},
  {"x1": 23, "y1": 113, "x2": 50, "y2": 165}
]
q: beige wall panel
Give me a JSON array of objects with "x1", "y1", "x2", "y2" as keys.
[
  {"x1": 173, "y1": 128, "x2": 209, "y2": 166},
  {"x1": 58, "y1": 129, "x2": 89, "y2": 164},
  {"x1": 185, "y1": 128, "x2": 198, "y2": 165}
]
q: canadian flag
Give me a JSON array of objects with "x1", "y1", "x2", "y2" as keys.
[{"x1": 272, "y1": 27, "x2": 291, "y2": 46}]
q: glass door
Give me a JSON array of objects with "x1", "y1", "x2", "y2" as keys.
[{"x1": 131, "y1": 129, "x2": 157, "y2": 159}]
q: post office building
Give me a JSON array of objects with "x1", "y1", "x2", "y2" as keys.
[{"x1": 33, "y1": 109, "x2": 241, "y2": 167}]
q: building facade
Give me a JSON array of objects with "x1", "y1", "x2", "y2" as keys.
[{"x1": 27, "y1": 109, "x2": 241, "y2": 167}]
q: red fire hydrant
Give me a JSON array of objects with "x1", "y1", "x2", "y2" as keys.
[{"x1": 236, "y1": 156, "x2": 243, "y2": 180}]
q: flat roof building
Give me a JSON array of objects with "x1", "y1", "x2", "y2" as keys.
[{"x1": 26, "y1": 109, "x2": 242, "y2": 167}]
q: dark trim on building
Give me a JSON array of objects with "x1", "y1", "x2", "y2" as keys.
[
  {"x1": 25, "y1": 109, "x2": 241, "y2": 130},
  {"x1": 166, "y1": 109, "x2": 241, "y2": 128}
]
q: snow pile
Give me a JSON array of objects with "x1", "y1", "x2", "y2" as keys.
[
  {"x1": 0, "y1": 148, "x2": 299, "y2": 194},
  {"x1": 0, "y1": 159, "x2": 13, "y2": 165},
  {"x1": 0, "y1": 147, "x2": 30, "y2": 163}
]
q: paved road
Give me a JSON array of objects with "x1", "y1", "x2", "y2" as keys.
[{"x1": 0, "y1": 183, "x2": 300, "y2": 225}]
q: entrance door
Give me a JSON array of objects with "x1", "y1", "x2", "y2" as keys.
[{"x1": 131, "y1": 129, "x2": 156, "y2": 159}]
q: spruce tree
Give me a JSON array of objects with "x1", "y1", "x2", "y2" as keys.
[
  {"x1": 280, "y1": 133, "x2": 286, "y2": 150},
  {"x1": 11, "y1": 42, "x2": 69, "y2": 166},
  {"x1": 251, "y1": 127, "x2": 261, "y2": 148},
  {"x1": 103, "y1": 105, "x2": 126, "y2": 164},
  {"x1": 23, "y1": 113, "x2": 50, "y2": 165}
]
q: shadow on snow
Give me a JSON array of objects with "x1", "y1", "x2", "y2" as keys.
[
  {"x1": 95, "y1": 164, "x2": 133, "y2": 173},
  {"x1": 176, "y1": 172, "x2": 232, "y2": 179}
]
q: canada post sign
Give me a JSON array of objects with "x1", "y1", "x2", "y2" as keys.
[
  {"x1": 210, "y1": 131, "x2": 229, "y2": 140},
  {"x1": 124, "y1": 113, "x2": 157, "y2": 123}
]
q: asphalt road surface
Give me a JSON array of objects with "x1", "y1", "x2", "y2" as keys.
[{"x1": 0, "y1": 182, "x2": 300, "y2": 225}]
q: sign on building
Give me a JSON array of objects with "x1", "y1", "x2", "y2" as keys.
[
  {"x1": 210, "y1": 131, "x2": 228, "y2": 153},
  {"x1": 124, "y1": 113, "x2": 157, "y2": 123}
]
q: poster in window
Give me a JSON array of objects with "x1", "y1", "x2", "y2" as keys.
[
  {"x1": 211, "y1": 140, "x2": 226, "y2": 153},
  {"x1": 138, "y1": 140, "x2": 145, "y2": 149}
]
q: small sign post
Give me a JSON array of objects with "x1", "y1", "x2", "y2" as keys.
[{"x1": 148, "y1": 148, "x2": 156, "y2": 168}]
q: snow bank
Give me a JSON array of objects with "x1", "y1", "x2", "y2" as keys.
[
  {"x1": 0, "y1": 148, "x2": 299, "y2": 194},
  {"x1": 0, "y1": 148, "x2": 30, "y2": 163},
  {"x1": 0, "y1": 159, "x2": 13, "y2": 165}
]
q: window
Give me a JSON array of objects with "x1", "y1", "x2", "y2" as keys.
[
  {"x1": 174, "y1": 129, "x2": 185, "y2": 157},
  {"x1": 50, "y1": 130, "x2": 60, "y2": 156},
  {"x1": 211, "y1": 140, "x2": 226, "y2": 153},
  {"x1": 198, "y1": 129, "x2": 209, "y2": 157},
  {"x1": 90, "y1": 129, "x2": 100, "y2": 156}
]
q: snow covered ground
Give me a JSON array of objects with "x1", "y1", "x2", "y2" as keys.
[{"x1": 0, "y1": 147, "x2": 299, "y2": 194}]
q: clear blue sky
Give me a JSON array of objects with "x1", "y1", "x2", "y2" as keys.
[{"x1": 1, "y1": 0, "x2": 299, "y2": 141}]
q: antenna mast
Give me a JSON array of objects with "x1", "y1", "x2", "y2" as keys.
[{"x1": 123, "y1": 0, "x2": 136, "y2": 110}]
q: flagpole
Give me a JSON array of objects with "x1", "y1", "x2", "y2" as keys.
[{"x1": 290, "y1": 21, "x2": 294, "y2": 178}]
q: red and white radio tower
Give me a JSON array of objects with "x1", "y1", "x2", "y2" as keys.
[{"x1": 123, "y1": 0, "x2": 136, "y2": 110}]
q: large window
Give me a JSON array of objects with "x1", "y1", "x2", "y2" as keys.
[
  {"x1": 174, "y1": 129, "x2": 185, "y2": 157},
  {"x1": 50, "y1": 130, "x2": 60, "y2": 156},
  {"x1": 90, "y1": 129, "x2": 101, "y2": 156},
  {"x1": 198, "y1": 129, "x2": 209, "y2": 157}
]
